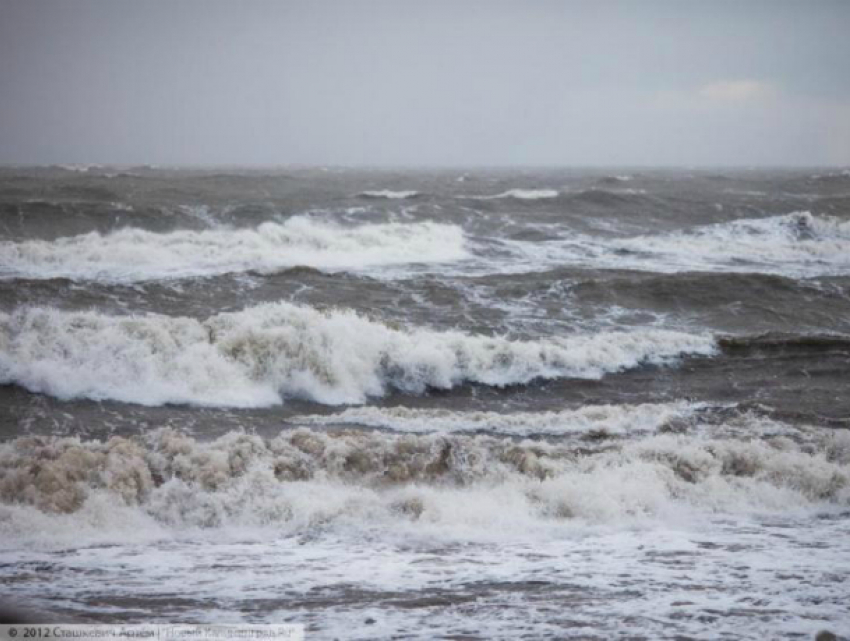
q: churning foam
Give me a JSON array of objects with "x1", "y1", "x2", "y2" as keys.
[
  {"x1": 295, "y1": 401, "x2": 703, "y2": 436},
  {"x1": 504, "y1": 212, "x2": 850, "y2": 277},
  {"x1": 618, "y1": 212, "x2": 850, "y2": 274},
  {"x1": 0, "y1": 302, "x2": 716, "y2": 407},
  {"x1": 1, "y1": 422, "x2": 847, "y2": 548},
  {"x1": 0, "y1": 216, "x2": 466, "y2": 282},
  {"x1": 617, "y1": 211, "x2": 850, "y2": 273}
]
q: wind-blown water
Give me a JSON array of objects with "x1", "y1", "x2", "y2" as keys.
[{"x1": 1, "y1": 166, "x2": 848, "y2": 639}]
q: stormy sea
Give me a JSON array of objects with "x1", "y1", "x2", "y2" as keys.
[{"x1": 1, "y1": 165, "x2": 849, "y2": 640}]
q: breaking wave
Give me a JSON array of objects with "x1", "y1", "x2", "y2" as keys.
[
  {"x1": 0, "y1": 216, "x2": 466, "y2": 282},
  {"x1": 358, "y1": 190, "x2": 419, "y2": 199},
  {"x1": 507, "y1": 212, "x2": 850, "y2": 277},
  {"x1": 1, "y1": 421, "x2": 847, "y2": 547},
  {"x1": 464, "y1": 189, "x2": 559, "y2": 201},
  {"x1": 0, "y1": 303, "x2": 716, "y2": 407},
  {"x1": 614, "y1": 212, "x2": 850, "y2": 274},
  {"x1": 598, "y1": 175, "x2": 633, "y2": 184}
]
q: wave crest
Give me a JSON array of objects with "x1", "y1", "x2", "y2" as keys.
[
  {"x1": 509, "y1": 212, "x2": 850, "y2": 277},
  {"x1": 618, "y1": 212, "x2": 850, "y2": 272},
  {"x1": 0, "y1": 216, "x2": 466, "y2": 282},
  {"x1": 464, "y1": 189, "x2": 559, "y2": 201},
  {"x1": 0, "y1": 303, "x2": 716, "y2": 407},
  {"x1": 358, "y1": 190, "x2": 419, "y2": 199}
]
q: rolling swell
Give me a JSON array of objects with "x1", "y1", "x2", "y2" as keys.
[
  {"x1": 561, "y1": 271, "x2": 850, "y2": 333},
  {"x1": 0, "y1": 303, "x2": 716, "y2": 407},
  {"x1": 564, "y1": 188, "x2": 645, "y2": 207},
  {"x1": 718, "y1": 333, "x2": 850, "y2": 356}
]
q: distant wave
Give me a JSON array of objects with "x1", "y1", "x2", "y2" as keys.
[
  {"x1": 358, "y1": 190, "x2": 419, "y2": 199},
  {"x1": 0, "y1": 303, "x2": 716, "y2": 407},
  {"x1": 462, "y1": 187, "x2": 646, "y2": 204},
  {"x1": 608, "y1": 188, "x2": 646, "y2": 195},
  {"x1": 615, "y1": 212, "x2": 850, "y2": 273},
  {"x1": 810, "y1": 169, "x2": 850, "y2": 181},
  {"x1": 503, "y1": 212, "x2": 850, "y2": 277},
  {"x1": 463, "y1": 189, "x2": 559, "y2": 201},
  {"x1": 564, "y1": 188, "x2": 646, "y2": 206},
  {"x1": 719, "y1": 332, "x2": 850, "y2": 356},
  {"x1": 55, "y1": 164, "x2": 102, "y2": 173},
  {"x1": 0, "y1": 216, "x2": 466, "y2": 282}
]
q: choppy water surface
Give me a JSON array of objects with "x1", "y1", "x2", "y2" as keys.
[{"x1": 1, "y1": 166, "x2": 849, "y2": 639}]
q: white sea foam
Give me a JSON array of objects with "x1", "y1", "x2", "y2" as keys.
[
  {"x1": 614, "y1": 211, "x2": 850, "y2": 274},
  {"x1": 358, "y1": 190, "x2": 420, "y2": 199},
  {"x1": 57, "y1": 164, "x2": 102, "y2": 173},
  {"x1": 0, "y1": 216, "x2": 466, "y2": 282},
  {"x1": 502, "y1": 212, "x2": 850, "y2": 277},
  {"x1": 2, "y1": 422, "x2": 847, "y2": 638},
  {"x1": 463, "y1": 188, "x2": 559, "y2": 200},
  {"x1": 295, "y1": 401, "x2": 702, "y2": 436},
  {"x1": 0, "y1": 303, "x2": 716, "y2": 407},
  {"x1": 0, "y1": 424, "x2": 846, "y2": 546}
]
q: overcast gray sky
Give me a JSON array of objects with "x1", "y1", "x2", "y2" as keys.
[{"x1": 1, "y1": 0, "x2": 848, "y2": 166}]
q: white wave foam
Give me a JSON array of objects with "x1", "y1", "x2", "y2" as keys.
[
  {"x1": 0, "y1": 303, "x2": 716, "y2": 407},
  {"x1": 0, "y1": 216, "x2": 466, "y2": 282},
  {"x1": 57, "y1": 164, "x2": 101, "y2": 173},
  {"x1": 296, "y1": 402, "x2": 702, "y2": 436},
  {"x1": 464, "y1": 189, "x2": 559, "y2": 200},
  {"x1": 504, "y1": 212, "x2": 850, "y2": 277},
  {"x1": 616, "y1": 211, "x2": 850, "y2": 274},
  {"x1": 1, "y1": 424, "x2": 846, "y2": 547},
  {"x1": 358, "y1": 190, "x2": 419, "y2": 199}
]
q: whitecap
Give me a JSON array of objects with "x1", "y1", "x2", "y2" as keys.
[
  {"x1": 0, "y1": 216, "x2": 467, "y2": 282},
  {"x1": 462, "y1": 189, "x2": 559, "y2": 200},
  {"x1": 358, "y1": 190, "x2": 420, "y2": 199},
  {"x1": 0, "y1": 302, "x2": 716, "y2": 407}
]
